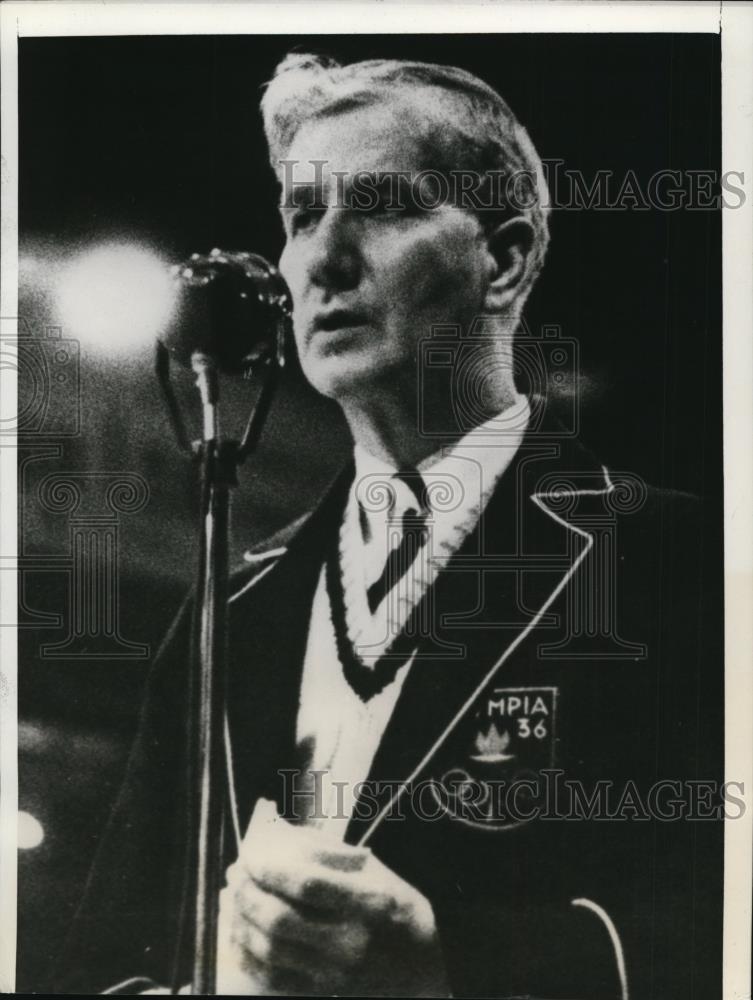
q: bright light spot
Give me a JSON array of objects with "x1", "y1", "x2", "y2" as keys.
[
  {"x1": 55, "y1": 243, "x2": 177, "y2": 352},
  {"x1": 18, "y1": 810, "x2": 45, "y2": 850},
  {"x1": 19, "y1": 255, "x2": 43, "y2": 279}
]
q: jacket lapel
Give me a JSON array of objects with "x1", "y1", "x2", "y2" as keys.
[
  {"x1": 224, "y1": 464, "x2": 353, "y2": 834},
  {"x1": 346, "y1": 432, "x2": 609, "y2": 847}
]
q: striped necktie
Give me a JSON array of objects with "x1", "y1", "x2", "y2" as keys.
[{"x1": 366, "y1": 469, "x2": 429, "y2": 614}]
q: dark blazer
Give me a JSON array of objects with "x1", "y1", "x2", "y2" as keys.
[{"x1": 58, "y1": 426, "x2": 724, "y2": 998}]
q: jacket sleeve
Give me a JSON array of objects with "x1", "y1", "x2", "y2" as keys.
[{"x1": 53, "y1": 595, "x2": 196, "y2": 994}]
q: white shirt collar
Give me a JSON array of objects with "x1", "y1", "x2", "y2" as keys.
[
  {"x1": 352, "y1": 393, "x2": 531, "y2": 543},
  {"x1": 337, "y1": 394, "x2": 530, "y2": 663}
]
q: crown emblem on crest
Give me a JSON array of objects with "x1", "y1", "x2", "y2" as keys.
[{"x1": 470, "y1": 722, "x2": 515, "y2": 763}]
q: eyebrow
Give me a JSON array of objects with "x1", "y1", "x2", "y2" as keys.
[{"x1": 279, "y1": 182, "x2": 324, "y2": 210}]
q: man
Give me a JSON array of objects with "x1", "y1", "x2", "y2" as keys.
[{"x1": 60, "y1": 54, "x2": 722, "y2": 997}]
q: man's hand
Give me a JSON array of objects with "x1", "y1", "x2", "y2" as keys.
[{"x1": 216, "y1": 799, "x2": 450, "y2": 997}]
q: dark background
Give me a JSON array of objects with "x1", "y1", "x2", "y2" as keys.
[{"x1": 16, "y1": 34, "x2": 721, "y2": 991}]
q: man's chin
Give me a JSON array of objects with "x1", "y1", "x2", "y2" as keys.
[{"x1": 302, "y1": 354, "x2": 401, "y2": 403}]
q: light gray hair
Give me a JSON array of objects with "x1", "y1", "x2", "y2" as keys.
[{"x1": 261, "y1": 52, "x2": 551, "y2": 299}]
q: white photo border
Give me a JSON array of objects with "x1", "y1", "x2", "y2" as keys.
[{"x1": 0, "y1": 3, "x2": 750, "y2": 997}]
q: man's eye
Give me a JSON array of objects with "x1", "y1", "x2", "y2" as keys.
[
  {"x1": 353, "y1": 178, "x2": 431, "y2": 219},
  {"x1": 288, "y1": 207, "x2": 323, "y2": 234}
]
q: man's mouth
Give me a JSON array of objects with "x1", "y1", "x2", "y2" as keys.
[{"x1": 312, "y1": 309, "x2": 369, "y2": 333}]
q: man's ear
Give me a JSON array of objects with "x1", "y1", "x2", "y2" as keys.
[{"x1": 482, "y1": 217, "x2": 535, "y2": 312}]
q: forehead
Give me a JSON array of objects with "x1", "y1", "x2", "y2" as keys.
[{"x1": 281, "y1": 99, "x2": 439, "y2": 185}]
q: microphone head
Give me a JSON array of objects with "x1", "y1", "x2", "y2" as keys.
[{"x1": 161, "y1": 248, "x2": 292, "y2": 374}]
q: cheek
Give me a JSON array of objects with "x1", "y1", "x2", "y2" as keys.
[
  {"x1": 278, "y1": 247, "x2": 308, "y2": 349},
  {"x1": 278, "y1": 245, "x2": 298, "y2": 295},
  {"x1": 390, "y1": 238, "x2": 483, "y2": 322}
]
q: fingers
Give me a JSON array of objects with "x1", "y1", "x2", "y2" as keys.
[
  {"x1": 229, "y1": 882, "x2": 368, "y2": 964},
  {"x1": 221, "y1": 879, "x2": 370, "y2": 984},
  {"x1": 308, "y1": 841, "x2": 370, "y2": 873},
  {"x1": 228, "y1": 904, "x2": 357, "y2": 994},
  {"x1": 236, "y1": 799, "x2": 377, "y2": 917},
  {"x1": 219, "y1": 885, "x2": 302, "y2": 995},
  {"x1": 219, "y1": 802, "x2": 442, "y2": 995},
  {"x1": 247, "y1": 855, "x2": 401, "y2": 923}
]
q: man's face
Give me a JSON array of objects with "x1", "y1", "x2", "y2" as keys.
[{"x1": 278, "y1": 101, "x2": 496, "y2": 402}]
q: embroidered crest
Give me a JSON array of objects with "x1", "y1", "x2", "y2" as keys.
[{"x1": 434, "y1": 686, "x2": 558, "y2": 830}]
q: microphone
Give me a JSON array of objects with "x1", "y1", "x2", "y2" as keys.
[{"x1": 160, "y1": 248, "x2": 293, "y2": 374}]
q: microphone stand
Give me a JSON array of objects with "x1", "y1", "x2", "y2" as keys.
[
  {"x1": 190, "y1": 352, "x2": 229, "y2": 996},
  {"x1": 155, "y1": 260, "x2": 287, "y2": 994},
  {"x1": 188, "y1": 353, "x2": 281, "y2": 995}
]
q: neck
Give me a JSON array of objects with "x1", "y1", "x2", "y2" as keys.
[{"x1": 339, "y1": 368, "x2": 520, "y2": 468}]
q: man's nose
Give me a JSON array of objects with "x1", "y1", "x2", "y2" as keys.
[{"x1": 307, "y1": 207, "x2": 361, "y2": 293}]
